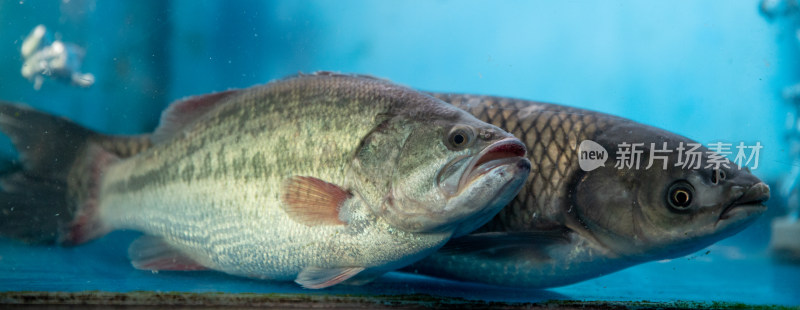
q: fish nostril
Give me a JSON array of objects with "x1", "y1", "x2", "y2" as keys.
[{"x1": 711, "y1": 169, "x2": 726, "y2": 185}]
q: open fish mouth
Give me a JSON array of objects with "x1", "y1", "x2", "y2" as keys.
[
  {"x1": 456, "y1": 138, "x2": 527, "y2": 193},
  {"x1": 719, "y1": 182, "x2": 769, "y2": 221}
]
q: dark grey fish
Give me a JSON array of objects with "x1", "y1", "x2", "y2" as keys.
[{"x1": 408, "y1": 93, "x2": 769, "y2": 288}]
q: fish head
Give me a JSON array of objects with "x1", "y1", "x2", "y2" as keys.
[
  {"x1": 572, "y1": 122, "x2": 769, "y2": 261},
  {"x1": 353, "y1": 107, "x2": 530, "y2": 237}
]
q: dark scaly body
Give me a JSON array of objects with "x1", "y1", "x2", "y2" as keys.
[{"x1": 411, "y1": 93, "x2": 768, "y2": 288}]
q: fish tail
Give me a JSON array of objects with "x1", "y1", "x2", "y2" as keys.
[{"x1": 0, "y1": 102, "x2": 135, "y2": 245}]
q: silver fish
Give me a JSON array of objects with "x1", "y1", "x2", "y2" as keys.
[
  {"x1": 408, "y1": 94, "x2": 769, "y2": 288},
  {"x1": 0, "y1": 74, "x2": 531, "y2": 289}
]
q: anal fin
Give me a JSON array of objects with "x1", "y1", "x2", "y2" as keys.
[
  {"x1": 295, "y1": 266, "x2": 366, "y2": 289},
  {"x1": 128, "y1": 235, "x2": 207, "y2": 271}
]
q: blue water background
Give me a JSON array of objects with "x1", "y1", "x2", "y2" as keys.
[{"x1": 0, "y1": 0, "x2": 798, "y2": 306}]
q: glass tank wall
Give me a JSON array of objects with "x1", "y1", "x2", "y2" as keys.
[{"x1": 0, "y1": 1, "x2": 798, "y2": 308}]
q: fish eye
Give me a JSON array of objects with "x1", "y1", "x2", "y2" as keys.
[
  {"x1": 667, "y1": 181, "x2": 694, "y2": 211},
  {"x1": 447, "y1": 126, "x2": 474, "y2": 149},
  {"x1": 711, "y1": 169, "x2": 726, "y2": 185}
]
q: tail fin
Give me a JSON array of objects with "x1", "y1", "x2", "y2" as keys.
[{"x1": 0, "y1": 102, "x2": 124, "y2": 245}]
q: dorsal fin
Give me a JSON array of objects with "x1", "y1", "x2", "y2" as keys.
[
  {"x1": 290, "y1": 71, "x2": 390, "y2": 82},
  {"x1": 151, "y1": 89, "x2": 239, "y2": 143}
]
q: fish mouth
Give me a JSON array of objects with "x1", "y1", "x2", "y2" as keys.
[
  {"x1": 719, "y1": 182, "x2": 769, "y2": 221},
  {"x1": 456, "y1": 138, "x2": 527, "y2": 193}
]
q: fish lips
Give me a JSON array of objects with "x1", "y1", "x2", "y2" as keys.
[
  {"x1": 449, "y1": 138, "x2": 527, "y2": 194},
  {"x1": 445, "y1": 138, "x2": 530, "y2": 237},
  {"x1": 438, "y1": 137, "x2": 528, "y2": 199},
  {"x1": 719, "y1": 182, "x2": 769, "y2": 222}
]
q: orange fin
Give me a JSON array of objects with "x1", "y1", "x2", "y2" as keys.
[
  {"x1": 128, "y1": 236, "x2": 208, "y2": 271},
  {"x1": 295, "y1": 266, "x2": 366, "y2": 289},
  {"x1": 152, "y1": 89, "x2": 239, "y2": 143},
  {"x1": 281, "y1": 176, "x2": 351, "y2": 226}
]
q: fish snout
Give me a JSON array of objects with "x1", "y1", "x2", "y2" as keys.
[
  {"x1": 457, "y1": 137, "x2": 527, "y2": 192},
  {"x1": 736, "y1": 182, "x2": 770, "y2": 205},
  {"x1": 720, "y1": 182, "x2": 769, "y2": 221}
]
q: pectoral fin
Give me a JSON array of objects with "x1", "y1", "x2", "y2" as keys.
[
  {"x1": 281, "y1": 176, "x2": 351, "y2": 226},
  {"x1": 295, "y1": 266, "x2": 366, "y2": 289},
  {"x1": 128, "y1": 235, "x2": 208, "y2": 271},
  {"x1": 438, "y1": 230, "x2": 572, "y2": 260}
]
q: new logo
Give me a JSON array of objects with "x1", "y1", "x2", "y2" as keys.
[{"x1": 578, "y1": 140, "x2": 608, "y2": 171}]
